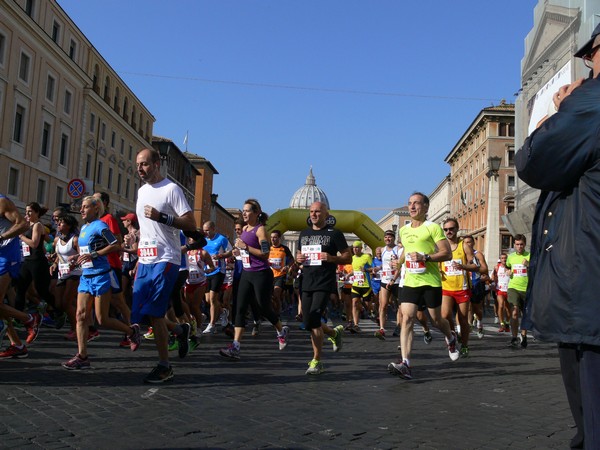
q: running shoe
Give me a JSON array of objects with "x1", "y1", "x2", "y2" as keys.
[
  {"x1": 392, "y1": 325, "x2": 400, "y2": 337},
  {"x1": 344, "y1": 322, "x2": 353, "y2": 332},
  {"x1": 54, "y1": 312, "x2": 67, "y2": 330},
  {"x1": 278, "y1": 326, "x2": 290, "y2": 350},
  {"x1": 494, "y1": 316, "x2": 499, "y2": 324},
  {"x1": 508, "y1": 337, "x2": 519, "y2": 348},
  {"x1": 119, "y1": 336, "x2": 131, "y2": 348},
  {"x1": 0, "y1": 319, "x2": 7, "y2": 345},
  {"x1": 64, "y1": 330, "x2": 77, "y2": 341},
  {"x1": 129, "y1": 324, "x2": 141, "y2": 351},
  {"x1": 374, "y1": 328, "x2": 386, "y2": 341},
  {"x1": 62, "y1": 353, "x2": 90, "y2": 370},
  {"x1": 388, "y1": 360, "x2": 412, "y2": 380},
  {"x1": 223, "y1": 324, "x2": 234, "y2": 338},
  {"x1": 328, "y1": 325, "x2": 344, "y2": 352},
  {"x1": 459, "y1": 345, "x2": 469, "y2": 358},
  {"x1": 189, "y1": 336, "x2": 199, "y2": 352},
  {"x1": 25, "y1": 313, "x2": 42, "y2": 345},
  {"x1": 143, "y1": 327, "x2": 155, "y2": 340},
  {"x1": 87, "y1": 329, "x2": 100, "y2": 342},
  {"x1": 36, "y1": 301, "x2": 48, "y2": 317},
  {"x1": 144, "y1": 364, "x2": 174, "y2": 384},
  {"x1": 218, "y1": 309, "x2": 229, "y2": 327},
  {"x1": 177, "y1": 323, "x2": 190, "y2": 359},
  {"x1": 351, "y1": 324, "x2": 361, "y2": 334},
  {"x1": 168, "y1": 335, "x2": 179, "y2": 351},
  {"x1": 190, "y1": 319, "x2": 197, "y2": 337},
  {"x1": 251, "y1": 321, "x2": 261, "y2": 336},
  {"x1": 219, "y1": 343, "x2": 241, "y2": 360},
  {"x1": 447, "y1": 334, "x2": 460, "y2": 361},
  {"x1": 520, "y1": 335, "x2": 528, "y2": 349},
  {"x1": 0, "y1": 344, "x2": 28, "y2": 359},
  {"x1": 41, "y1": 313, "x2": 56, "y2": 328},
  {"x1": 202, "y1": 323, "x2": 216, "y2": 334},
  {"x1": 477, "y1": 327, "x2": 484, "y2": 339},
  {"x1": 305, "y1": 359, "x2": 323, "y2": 375},
  {"x1": 423, "y1": 330, "x2": 433, "y2": 345}
]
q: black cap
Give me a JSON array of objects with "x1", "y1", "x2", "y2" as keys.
[{"x1": 574, "y1": 23, "x2": 600, "y2": 58}]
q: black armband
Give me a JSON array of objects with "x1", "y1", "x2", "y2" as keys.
[
  {"x1": 260, "y1": 239, "x2": 270, "y2": 255},
  {"x1": 183, "y1": 229, "x2": 207, "y2": 248},
  {"x1": 158, "y1": 213, "x2": 174, "y2": 226}
]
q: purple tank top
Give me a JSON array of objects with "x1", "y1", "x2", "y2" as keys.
[{"x1": 240, "y1": 225, "x2": 269, "y2": 272}]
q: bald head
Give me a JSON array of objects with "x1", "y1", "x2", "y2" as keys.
[{"x1": 309, "y1": 202, "x2": 329, "y2": 229}]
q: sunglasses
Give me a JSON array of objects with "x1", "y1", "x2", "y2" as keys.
[{"x1": 443, "y1": 227, "x2": 456, "y2": 232}]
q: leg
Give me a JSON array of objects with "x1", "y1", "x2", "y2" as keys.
[
  {"x1": 558, "y1": 344, "x2": 584, "y2": 449},
  {"x1": 400, "y1": 302, "x2": 418, "y2": 362}
]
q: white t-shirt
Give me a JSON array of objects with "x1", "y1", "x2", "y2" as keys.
[{"x1": 136, "y1": 178, "x2": 191, "y2": 265}]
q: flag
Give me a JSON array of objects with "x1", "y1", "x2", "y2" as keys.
[
  {"x1": 183, "y1": 131, "x2": 188, "y2": 147},
  {"x1": 460, "y1": 189, "x2": 467, "y2": 206}
]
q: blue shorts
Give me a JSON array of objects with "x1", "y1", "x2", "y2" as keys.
[
  {"x1": 78, "y1": 272, "x2": 111, "y2": 297},
  {"x1": 372, "y1": 279, "x2": 381, "y2": 295},
  {"x1": 132, "y1": 262, "x2": 179, "y2": 323},
  {"x1": 0, "y1": 244, "x2": 21, "y2": 279},
  {"x1": 110, "y1": 268, "x2": 123, "y2": 294}
]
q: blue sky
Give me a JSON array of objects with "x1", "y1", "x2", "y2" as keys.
[{"x1": 59, "y1": 0, "x2": 536, "y2": 221}]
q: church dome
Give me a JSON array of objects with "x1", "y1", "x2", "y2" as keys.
[{"x1": 289, "y1": 168, "x2": 329, "y2": 209}]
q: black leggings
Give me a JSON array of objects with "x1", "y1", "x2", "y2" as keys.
[
  {"x1": 234, "y1": 269, "x2": 277, "y2": 328},
  {"x1": 170, "y1": 270, "x2": 189, "y2": 318},
  {"x1": 15, "y1": 259, "x2": 55, "y2": 311}
]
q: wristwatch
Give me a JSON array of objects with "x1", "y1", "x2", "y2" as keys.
[{"x1": 424, "y1": 254, "x2": 431, "y2": 262}]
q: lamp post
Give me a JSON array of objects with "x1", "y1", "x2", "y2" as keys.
[{"x1": 484, "y1": 156, "x2": 502, "y2": 272}]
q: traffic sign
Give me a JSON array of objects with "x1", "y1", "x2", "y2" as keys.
[{"x1": 67, "y1": 178, "x2": 85, "y2": 199}]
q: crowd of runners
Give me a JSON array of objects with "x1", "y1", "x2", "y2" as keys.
[{"x1": 0, "y1": 151, "x2": 533, "y2": 383}]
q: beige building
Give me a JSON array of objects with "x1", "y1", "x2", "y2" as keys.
[
  {"x1": 445, "y1": 101, "x2": 516, "y2": 265},
  {"x1": 427, "y1": 175, "x2": 451, "y2": 225},
  {"x1": 0, "y1": 0, "x2": 153, "y2": 214}
]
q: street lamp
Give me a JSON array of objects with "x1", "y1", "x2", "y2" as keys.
[{"x1": 484, "y1": 155, "x2": 503, "y2": 270}]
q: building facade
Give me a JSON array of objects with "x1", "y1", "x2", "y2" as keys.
[
  {"x1": 0, "y1": 0, "x2": 153, "y2": 214},
  {"x1": 445, "y1": 101, "x2": 516, "y2": 265},
  {"x1": 427, "y1": 175, "x2": 451, "y2": 225}
]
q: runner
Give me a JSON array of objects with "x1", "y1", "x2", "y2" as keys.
[
  {"x1": 61, "y1": 196, "x2": 141, "y2": 370},
  {"x1": 370, "y1": 247, "x2": 382, "y2": 320},
  {"x1": 134, "y1": 147, "x2": 204, "y2": 383},
  {"x1": 462, "y1": 235, "x2": 489, "y2": 340},
  {"x1": 349, "y1": 241, "x2": 373, "y2": 333},
  {"x1": 388, "y1": 192, "x2": 459, "y2": 380},
  {"x1": 376, "y1": 230, "x2": 400, "y2": 340},
  {"x1": 492, "y1": 254, "x2": 511, "y2": 332},
  {"x1": 202, "y1": 221, "x2": 233, "y2": 334},
  {"x1": 219, "y1": 199, "x2": 289, "y2": 360},
  {"x1": 268, "y1": 230, "x2": 294, "y2": 315},
  {"x1": 440, "y1": 218, "x2": 479, "y2": 357},
  {"x1": 505, "y1": 234, "x2": 530, "y2": 349},
  {"x1": 296, "y1": 201, "x2": 351, "y2": 375},
  {"x1": 0, "y1": 195, "x2": 40, "y2": 359}
]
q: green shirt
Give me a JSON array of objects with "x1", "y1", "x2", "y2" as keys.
[
  {"x1": 399, "y1": 221, "x2": 445, "y2": 288},
  {"x1": 506, "y1": 251, "x2": 530, "y2": 292},
  {"x1": 351, "y1": 253, "x2": 372, "y2": 288}
]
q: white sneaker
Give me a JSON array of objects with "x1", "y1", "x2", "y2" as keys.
[
  {"x1": 202, "y1": 323, "x2": 216, "y2": 334},
  {"x1": 278, "y1": 326, "x2": 289, "y2": 350}
]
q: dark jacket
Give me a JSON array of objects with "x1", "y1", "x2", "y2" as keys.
[{"x1": 515, "y1": 74, "x2": 600, "y2": 346}]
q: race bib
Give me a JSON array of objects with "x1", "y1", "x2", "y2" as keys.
[
  {"x1": 240, "y1": 249, "x2": 251, "y2": 269},
  {"x1": 443, "y1": 259, "x2": 463, "y2": 277},
  {"x1": 381, "y1": 269, "x2": 396, "y2": 284},
  {"x1": 79, "y1": 245, "x2": 94, "y2": 269},
  {"x1": 302, "y1": 245, "x2": 322, "y2": 266},
  {"x1": 512, "y1": 264, "x2": 528, "y2": 277},
  {"x1": 138, "y1": 239, "x2": 158, "y2": 263},
  {"x1": 21, "y1": 241, "x2": 31, "y2": 257},
  {"x1": 498, "y1": 277, "x2": 509, "y2": 291},
  {"x1": 122, "y1": 251, "x2": 130, "y2": 262},
  {"x1": 405, "y1": 254, "x2": 426, "y2": 274},
  {"x1": 269, "y1": 257, "x2": 283, "y2": 269},
  {"x1": 353, "y1": 271, "x2": 365, "y2": 286},
  {"x1": 58, "y1": 262, "x2": 71, "y2": 279},
  {"x1": 188, "y1": 267, "x2": 202, "y2": 283}
]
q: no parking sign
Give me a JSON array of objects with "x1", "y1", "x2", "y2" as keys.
[{"x1": 67, "y1": 179, "x2": 85, "y2": 199}]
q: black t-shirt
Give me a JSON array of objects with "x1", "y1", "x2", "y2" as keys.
[{"x1": 298, "y1": 226, "x2": 348, "y2": 292}]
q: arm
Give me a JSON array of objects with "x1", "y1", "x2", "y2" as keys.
[
  {"x1": 322, "y1": 247, "x2": 352, "y2": 265},
  {"x1": 20, "y1": 222, "x2": 45, "y2": 249},
  {"x1": 474, "y1": 251, "x2": 489, "y2": 276},
  {"x1": 0, "y1": 198, "x2": 28, "y2": 241},
  {"x1": 410, "y1": 239, "x2": 451, "y2": 263},
  {"x1": 457, "y1": 241, "x2": 480, "y2": 272}
]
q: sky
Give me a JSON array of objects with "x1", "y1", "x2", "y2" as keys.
[{"x1": 59, "y1": 0, "x2": 537, "y2": 222}]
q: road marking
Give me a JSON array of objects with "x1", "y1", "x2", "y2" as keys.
[{"x1": 141, "y1": 388, "x2": 159, "y2": 398}]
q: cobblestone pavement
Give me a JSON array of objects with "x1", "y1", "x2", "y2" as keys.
[{"x1": 0, "y1": 311, "x2": 576, "y2": 449}]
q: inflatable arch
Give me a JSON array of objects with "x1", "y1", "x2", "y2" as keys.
[{"x1": 266, "y1": 208, "x2": 385, "y2": 252}]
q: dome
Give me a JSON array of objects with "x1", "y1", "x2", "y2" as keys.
[{"x1": 289, "y1": 167, "x2": 330, "y2": 209}]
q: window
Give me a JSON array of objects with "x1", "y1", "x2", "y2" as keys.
[
  {"x1": 113, "y1": 87, "x2": 120, "y2": 112},
  {"x1": 19, "y1": 52, "x2": 30, "y2": 82},
  {"x1": 120, "y1": 138, "x2": 125, "y2": 155},
  {"x1": 507, "y1": 149, "x2": 515, "y2": 167},
  {"x1": 36, "y1": 179, "x2": 46, "y2": 204},
  {"x1": 90, "y1": 113, "x2": 96, "y2": 133},
  {"x1": 0, "y1": 32, "x2": 6, "y2": 66},
  {"x1": 101, "y1": 122, "x2": 106, "y2": 141},
  {"x1": 117, "y1": 173, "x2": 122, "y2": 195},
  {"x1": 46, "y1": 75, "x2": 55, "y2": 102},
  {"x1": 507, "y1": 175, "x2": 516, "y2": 191},
  {"x1": 13, "y1": 105, "x2": 25, "y2": 143},
  {"x1": 25, "y1": 0, "x2": 35, "y2": 17},
  {"x1": 59, "y1": 133, "x2": 68, "y2": 166},
  {"x1": 56, "y1": 186, "x2": 64, "y2": 206},
  {"x1": 509, "y1": 123, "x2": 515, "y2": 137},
  {"x1": 85, "y1": 154, "x2": 91, "y2": 178},
  {"x1": 64, "y1": 90, "x2": 72, "y2": 115},
  {"x1": 41, "y1": 122, "x2": 52, "y2": 157},
  {"x1": 111, "y1": 130, "x2": 116, "y2": 148},
  {"x1": 108, "y1": 167, "x2": 113, "y2": 189},
  {"x1": 103, "y1": 76, "x2": 110, "y2": 102},
  {"x1": 52, "y1": 21, "x2": 61, "y2": 43},
  {"x1": 8, "y1": 167, "x2": 19, "y2": 196},
  {"x1": 125, "y1": 179, "x2": 130, "y2": 199},
  {"x1": 128, "y1": 144, "x2": 133, "y2": 161},
  {"x1": 69, "y1": 39, "x2": 77, "y2": 60},
  {"x1": 96, "y1": 161, "x2": 103, "y2": 185}
]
